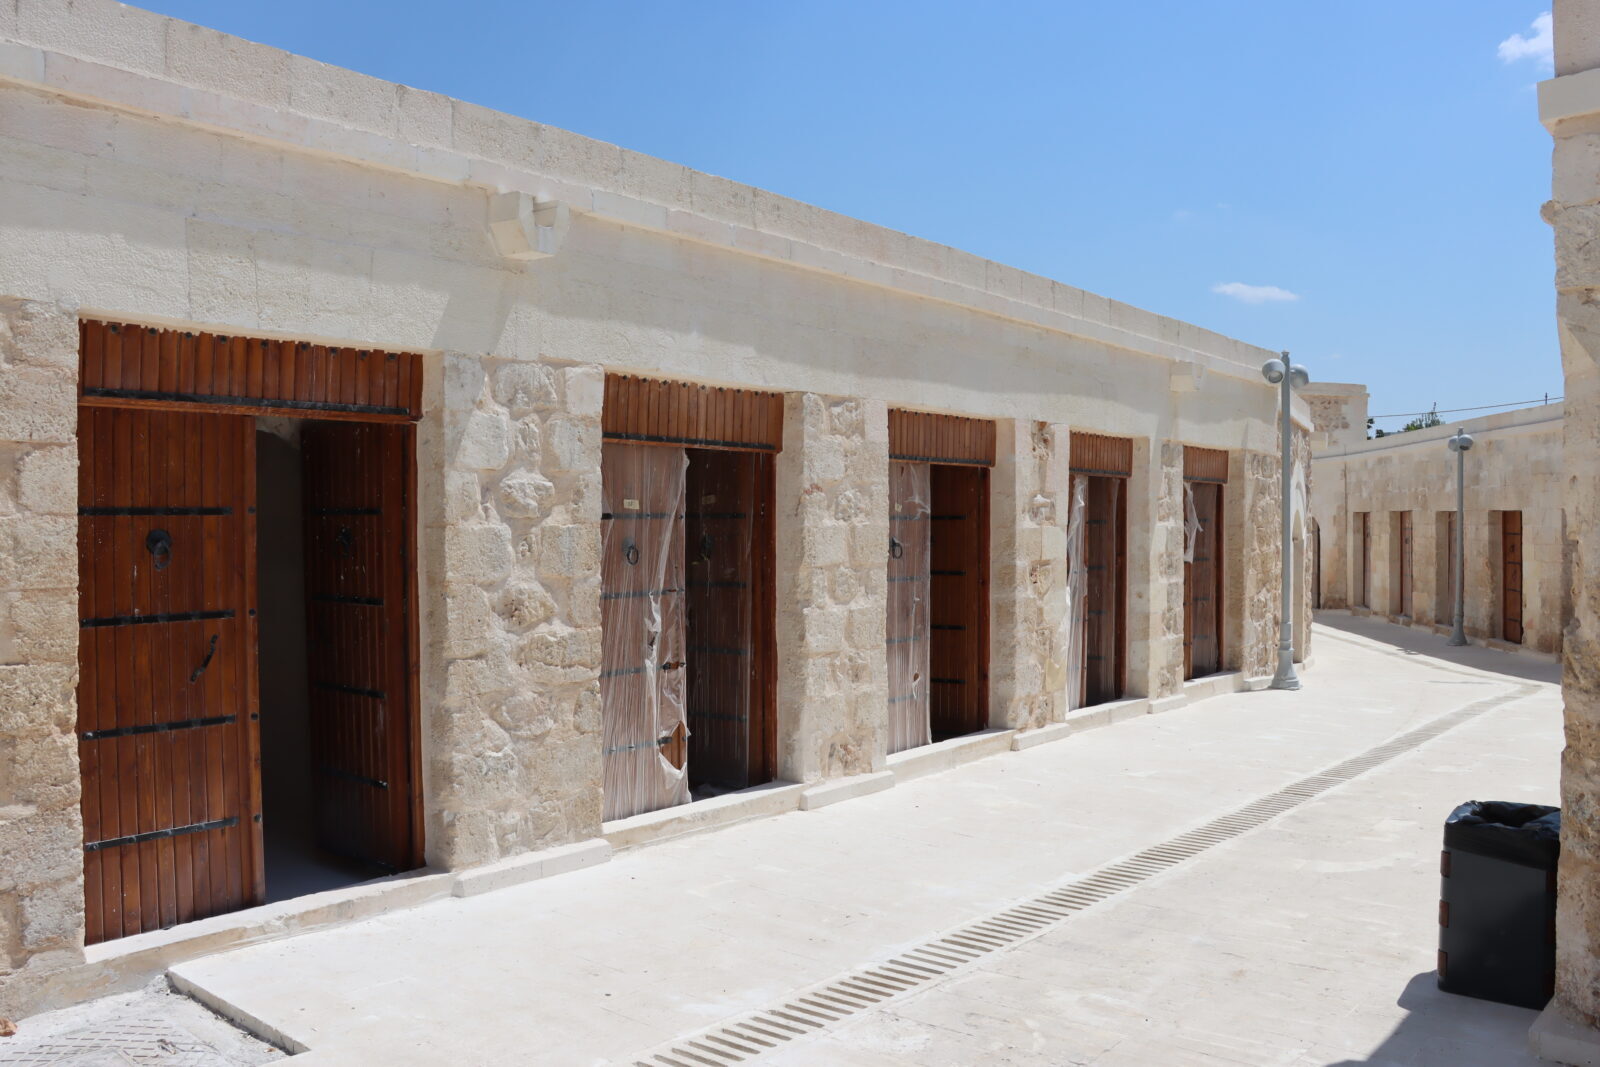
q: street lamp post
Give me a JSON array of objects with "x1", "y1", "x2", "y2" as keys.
[
  {"x1": 1262, "y1": 352, "x2": 1310, "y2": 691},
  {"x1": 1447, "y1": 429, "x2": 1475, "y2": 646}
]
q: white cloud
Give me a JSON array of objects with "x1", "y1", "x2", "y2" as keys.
[
  {"x1": 1211, "y1": 282, "x2": 1300, "y2": 305},
  {"x1": 1499, "y1": 12, "x2": 1553, "y2": 69}
]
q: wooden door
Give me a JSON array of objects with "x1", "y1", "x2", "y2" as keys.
[
  {"x1": 600, "y1": 442, "x2": 688, "y2": 820},
  {"x1": 1312, "y1": 521, "x2": 1321, "y2": 610},
  {"x1": 685, "y1": 449, "x2": 774, "y2": 790},
  {"x1": 1441, "y1": 512, "x2": 1458, "y2": 625},
  {"x1": 77, "y1": 407, "x2": 262, "y2": 944},
  {"x1": 886, "y1": 460, "x2": 931, "y2": 753},
  {"x1": 1184, "y1": 482, "x2": 1223, "y2": 679},
  {"x1": 928, "y1": 464, "x2": 989, "y2": 740},
  {"x1": 1083, "y1": 475, "x2": 1126, "y2": 705},
  {"x1": 1398, "y1": 511, "x2": 1414, "y2": 618},
  {"x1": 301, "y1": 422, "x2": 419, "y2": 872},
  {"x1": 1503, "y1": 511, "x2": 1524, "y2": 644},
  {"x1": 1358, "y1": 513, "x2": 1372, "y2": 608}
]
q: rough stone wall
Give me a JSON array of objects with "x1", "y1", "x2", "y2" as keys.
[
  {"x1": 425, "y1": 354, "x2": 606, "y2": 868},
  {"x1": 1151, "y1": 443, "x2": 1186, "y2": 697},
  {"x1": 1236, "y1": 450, "x2": 1281, "y2": 679},
  {"x1": 775, "y1": 393, "x2": 889, "y2": 781},
  {"x1": 991, "y1": 421, "x2": 1070, "y2": 731},
  {"x1": 0, "y1": 299, "x2": 84, "y2": 1018}
]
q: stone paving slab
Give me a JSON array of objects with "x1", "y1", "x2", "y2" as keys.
[{"x1": 153, "y1": 619, "x2": 1560, "y2": 1065}]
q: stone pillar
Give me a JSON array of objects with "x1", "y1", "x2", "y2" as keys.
[
  {"x1": 990, "y1": 420, "x2": 1070, "y2": 731},
  {"x1": 774, "y1": 393, "x2": 889, "y2": 782},
  {"x1": 0, "y1": 298, "x2": 85, "y2": 1019},
  {"x1": 425, "y1": 354, "x2": 604, "y2": 869},
  {"x1": 1234, "y1": 449, "x2": 1280, "y2": 679},
  {"x1": 1149, "y1": 442, "x2": 1187, "y2": 698}
]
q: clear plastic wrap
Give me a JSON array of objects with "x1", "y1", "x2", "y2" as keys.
[
  {"x1": 1061, "y1": 473, "x2": 1090, "y2": 711},
  {"x1": 600, "y1": 443, "x2": 690, "y2": 821},
  {"x1": 887, "y1": 460, "x2": 932, "y2": 752},
  {"x1": 1184, "y1": 482, "x2": 1201, "y2": 564},
  {"x1": 685, "y1": 450, "x2": 762, "y2": 792}
]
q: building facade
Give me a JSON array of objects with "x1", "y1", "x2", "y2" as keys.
[
  {"x1": 0, "y1": 1, "x2": 1312, "y2": 1016},
  {"x1": 1308, "y1": 388, "x2": 1566, "y2": 656}
]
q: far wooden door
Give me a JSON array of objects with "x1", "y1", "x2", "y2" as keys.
[
  {"x1": 1502, "y1": 511, "x2": 1524, "y2": 644},
  {"x1": 301, "y1": 422, "x2": 420, "y2": 873},
  {"x1": 1083, "y1": 475, "x2": 1127, "y2": 705},
  {"x1": 1184, "y1": 482, "x2": 1223, "y2": 679},
  {"x1": 1397, "y1": 511, "x2": 1414, "y2": 618},
  {"x1": 1358, "y1": 513, "x2": 1372, "y2": 608},
  {"x1": 77, "y1": 407, "x2": 262, "y2": 944}
]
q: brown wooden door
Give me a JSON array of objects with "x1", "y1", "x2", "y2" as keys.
[
  {"x1": 301, "y1": 422, "x2": 419, "y2": 872},
  {"x1": 600, "y1": 442, "x2": 689, "y2": 820},
  {"x1": 1359, "y1": 513, "x2": 1372, "y2": 608},
  {"x1": 1502, "y1": 511, "x2": 1523, "y2": 644},
  {"x1": 77, "y1": 407, "x2": 262, "y2": 944},
  {"x1": 1083, "y1": 475, "x2": 1126, "y2": 705},
  {"x1": 1441, "y1": 511, "x2": 1457, "y2": 625},
  {"x1": 1398, "y1": 511, "x2": 1414, "y2": 618},
  {"x1": 1312, "y1": 521, "x2": 1321, "y2": 610},
  {"x1": 928, "y1": 464, "x2": 989, "y2": 740},
  {"x1": 1184, "y1": 482, "x2": 1223, "y2": 679},
  {"x1": 685, "y1": 448, "x2": 774, "y2": 790},
  {"x1": 886, "y1": 461, "x2": 932, "y2": 752}
]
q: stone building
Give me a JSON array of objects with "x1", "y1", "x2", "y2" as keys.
[
  {"x1": 1537, "y1": 2, "x2": 1600, "y2": 1059},
  {"x1": 0, "y1": 1, "x2": 1312, "y2": 1016},
  {"x1": 1307, "y1": 386, "x2": 1566, "y2": 655}
]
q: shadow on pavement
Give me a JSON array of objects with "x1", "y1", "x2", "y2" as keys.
[
  {"x1": 1322, "y1": 971, "x2": 1542, "y2": 1066},
  {"x1": 1314, "y1": 611, "x2": 1562, "y2": 686}
]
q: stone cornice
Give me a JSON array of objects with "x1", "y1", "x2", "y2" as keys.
[
  {"x1": 1541, "y1": 68, "x2": 1600, "y2": 131},
  {"x1": 0, "y1": 1, "x2": 1287, "y2": 392}
]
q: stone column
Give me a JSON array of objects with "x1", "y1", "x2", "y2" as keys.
[
  {"x1": 426, "y1": 354, "x2": 605, "y2": 870},
  {"x1": 774, "y1": 393, "x2": 889, "y2": 782},
  {"x1": 990, "y1": 420, "x2": 1070, "y2": 731},
  {"x1": 0, "y1": 299, "x2": 84, "y2": 1019},
  {"x1": 1234, "y1": 449, "x2": 1280, "y2": 679},
  {"x1": 1149, "y1": 442, "x2": 1187, "y2": 699}
]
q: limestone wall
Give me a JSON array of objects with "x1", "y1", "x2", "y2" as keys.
[
  {"x1": 1309, "y1": 403, "x2": 1564, "y2": 652},
  {"x1": 0, "y1": 299, "x2": 83, "y2": 1016}
]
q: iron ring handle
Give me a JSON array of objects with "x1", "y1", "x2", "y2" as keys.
[
  {"x1": 889, "y1": 537, "x2": 904, "y2": 560},
  {"x1": 146, "y1": 528, "x2": 173, "y2": 571},
  {"x1": 623, "y1": 539, "x2": 640, "y2": 566}
]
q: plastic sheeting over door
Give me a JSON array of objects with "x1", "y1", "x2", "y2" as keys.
[
  {"x1": 887, "y1": 461, "x2": 931, "y2": 753},
  {"x1": 600, "y1": 444, "x2": 689, "y2": 821}
]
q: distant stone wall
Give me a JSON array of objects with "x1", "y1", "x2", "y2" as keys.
[
  {"x1": 775, "y1": 393, "x2": 889, "y2": 781},
  {"x1": 425, "y1": 355, "x2": 606, "y2": 869},
  {"x1": 1151, "y1": 443, "x2": 1187, "y2": 698},
  {"x1": 0, "y1": 299, "x2": 83, "y2": 1018}
]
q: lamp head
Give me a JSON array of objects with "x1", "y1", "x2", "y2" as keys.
[
  {"x1": 1261, "y1": 358, "x2": 1286, "y2": 385},
  {"x1": 1288, "y1": 364, "x2": 1310, "y2": 389},
  {"x1": 1448, "y1": 430, "x2": 1475, "y2": 453}
]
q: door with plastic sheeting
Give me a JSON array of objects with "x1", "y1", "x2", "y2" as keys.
[
  {"x1": 886, "y1": 460, "x2": 931, "y2": 753},
  {"x1": 301, "y1": 422, "x2": 419, "y2": 873},
  {"x1": 601, "y1": 442, "x2": 689, "y2": 820},
  {"x1": 77, "y1": 406, "x2": 263, "y2": 944}
]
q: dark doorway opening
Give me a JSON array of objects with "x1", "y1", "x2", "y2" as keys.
[
  {"x1": 928, "y1": 464, "x2": 990, "y2": 741},
  {"x1": 1081, "y1": 475, "x2": 1127, "y2": 706}
]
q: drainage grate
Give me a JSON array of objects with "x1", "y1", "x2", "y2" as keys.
[{"x1": 624, "y1": 684, "x2": 1538, "y2": 1065}]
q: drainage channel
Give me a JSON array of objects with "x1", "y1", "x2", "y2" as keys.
[{"x1": 623, "y1": 683, "x2": 1539, "y2": 1066}]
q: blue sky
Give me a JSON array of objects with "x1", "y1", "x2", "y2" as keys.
[{"x1": 139, "y1": 1, "x2": 1563, "y2": 429}]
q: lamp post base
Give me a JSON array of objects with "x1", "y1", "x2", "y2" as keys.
[{"x1": 1269, "y1": 645, "x2": 1301, "y2": 690}]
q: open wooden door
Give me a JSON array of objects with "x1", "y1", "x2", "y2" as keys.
[
  {"x1": 1397, "y1": 511, "x2": 1414, "y2": 618},
  {"x1": 1502, "y1": 511, "x2": 1524, "y2": 644},
  {"x1": 301, "y1": 422, "x2": 420, "y2": 872},
  {"x1": 600, "y1": 442, "x2": 689, "y2": 820},
  {"x1": 77, "y1": 407, "x2": 262, "y2": 943}
]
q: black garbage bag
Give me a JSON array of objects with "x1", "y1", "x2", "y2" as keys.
[{"x1": 1438, "y1": 800, "x2": 1560, "y2": 1010}]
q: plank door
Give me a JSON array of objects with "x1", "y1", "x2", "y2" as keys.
[
  {"x1": 886, "y1": 461, "x2": 932, "y2": 753},
  {"x1": 1184, "y1": 482, "x2": 1223, "y2": 680},
  {"x1": 1397, "y1": 511, "x2": 1414, "y2": 618},
  {"x1": 1441, "y1": 512, "x2": 1458, "y2": 625},
  {"x1": 600, "y1": 442, "x2": 689, "y2": 820},
  {"x1": 1312, "y1": 521, "x2": 1322, "y2": 610},
  {"x1": 684, "y1": 448, "x2": 773, "y2": 791},
  {"x1": 77, "y1": 407, "x2": 262, "y2": 944},
  {"x1": 301, "y1": 422, "x2": 419, "y2": 872},
  {"x1": 928, "y1": 464, "x2": 989, "y2": 741},
  {"x1": 1358, "y1": 512, "x2": 1372, "y2": 608},
  {"x1": 1083, "y1": 475, "x2": 1126, "y2": 705},
  {"x1": 1502, "y1": 511, "x2": 1524, "y2": 644}
]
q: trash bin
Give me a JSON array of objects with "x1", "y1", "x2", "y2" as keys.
[{"x1": 1437, "y1": 800, "x2": 1559, "y2": 1010}]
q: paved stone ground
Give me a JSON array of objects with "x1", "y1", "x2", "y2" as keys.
[
  {"x1": 0, "y1": 982, "x2": 282, "y2": 1066},
  {"x1": 12, "y1": 616, "x2": 1563, "y2": 1065}
]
